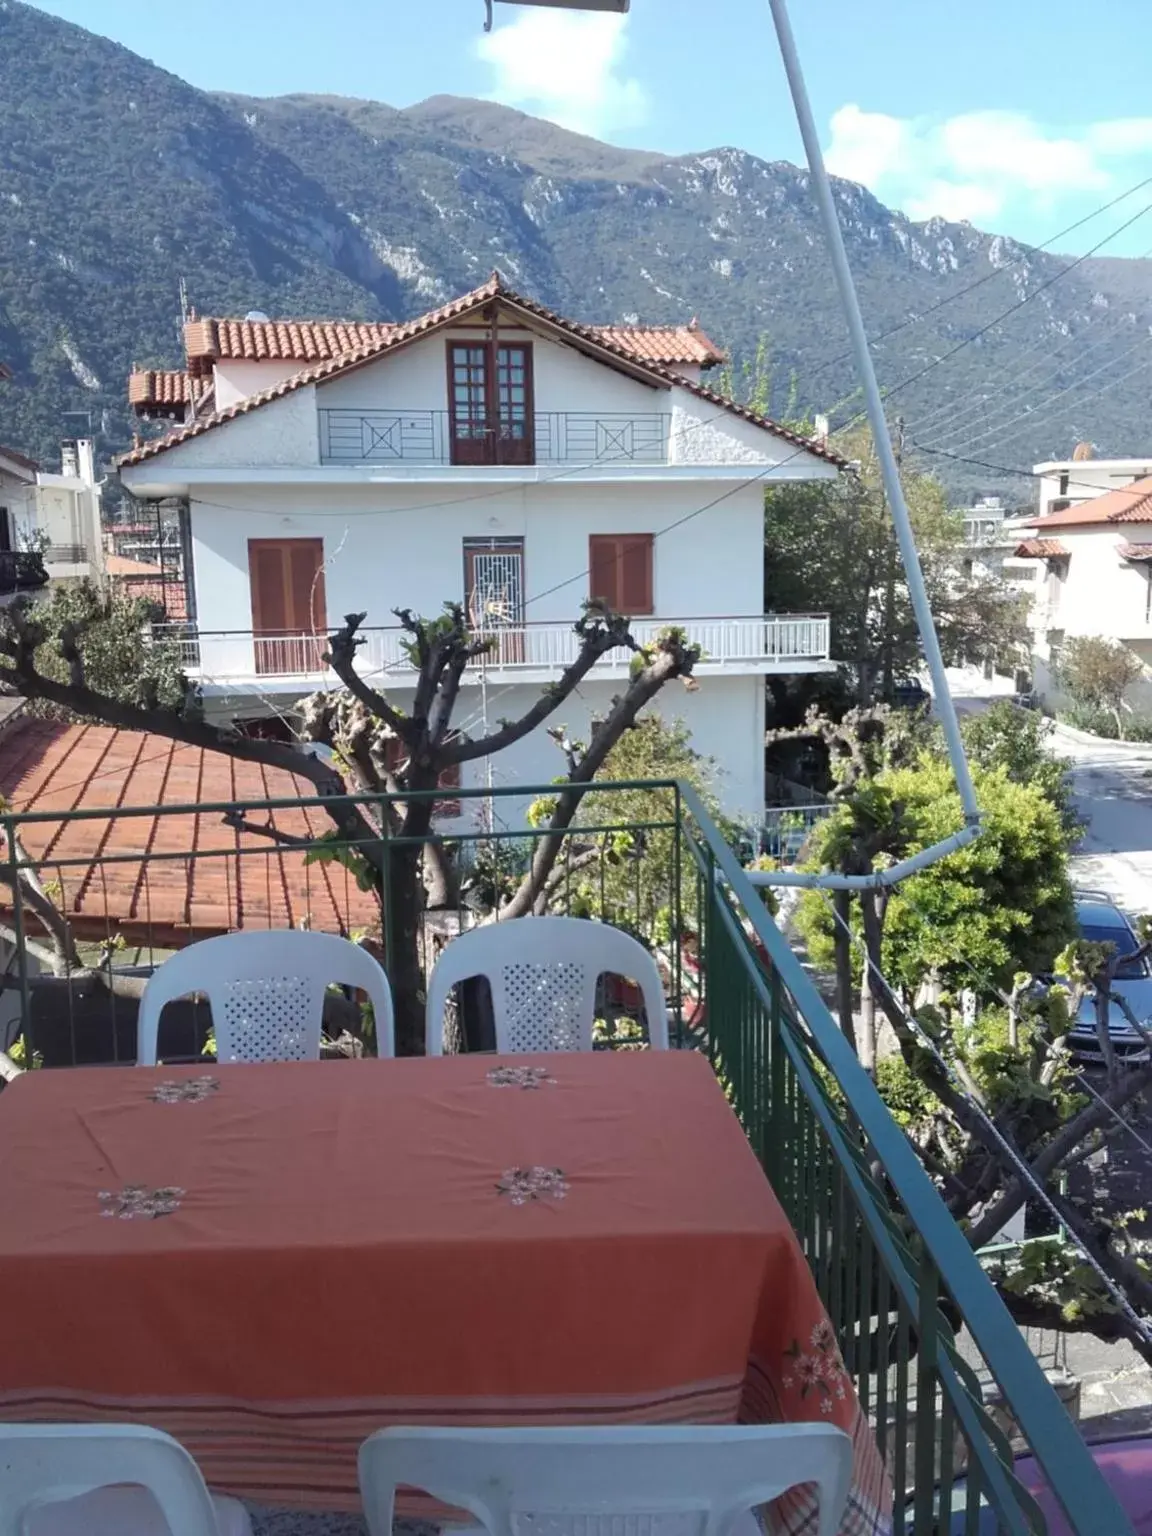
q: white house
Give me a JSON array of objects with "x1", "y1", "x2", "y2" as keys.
[
  {"x1": 0, "y1": 438, "x2": 104, "y2": 590},
  {"x1": 118, "y1": 274, "x2": 842, "y2": 824},
  {"x1": 1034, "y1": 447, "x2": 1152, "y2": 522},
  {"x1": 1013, "y1": 474, "x2": 1152, "y2": 707}
]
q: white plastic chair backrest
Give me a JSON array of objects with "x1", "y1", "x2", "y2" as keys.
[
  {"x1": 424, "y1": 916, "x2": 669, "y2": 1055},
  {"x1": 358, "y1": 1425, "x2": 854, "y2": 1536},
  {"x1": 136, "y1": 930, "x2": 395, "y2": 1065},
  {"x1": 0, "y1": 1423, "x2": 223, "y2": 1536}
]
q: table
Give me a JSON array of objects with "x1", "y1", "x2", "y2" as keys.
[{"x1": 0, "y1": 1051, "x2": 891, "y2": 1535}]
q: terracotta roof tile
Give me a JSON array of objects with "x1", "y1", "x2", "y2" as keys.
[
  {"x1": 0, "y1": 721, "x2": 378, "y2": 942},
  {"x1": 118, "y1": 273, "x2": 845, "y2": 470},
  {"x1": 1119, "y1": 541, "x2": 1152, "y2": 561},
  {"x1": 588, "y1": 323, "x2": 725, "y2": 367},
  {"x1": 1026, "y1": 476, "x2": 1152, "y2": 527},
  {"x1": 128, "y1": 370, "x2": 211, "y2": 409},
  {"x1": 184, "y1": 317, "x2": 400, "y2": 373},
  {"x1": 1014, "y1": 538, "x2": 1070, "y2": 558}
]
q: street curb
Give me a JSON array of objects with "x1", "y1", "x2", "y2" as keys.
[{"x1": 1050, "y1": 720, "x2": 1152, "y2": 753}]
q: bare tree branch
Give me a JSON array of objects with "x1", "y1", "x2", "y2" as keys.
[
  {"x1": 500, "y1": 632, "x2": 699, "y2": 920},
  {"x1": 323, "y1": 612, "x2": 412, "y2": 741},
  {"x1": 220, "y1": 811, "x2": 313, "y2": 848},
  {"x1": 444, "y1": 611, "x2": 639, "y2": 767}
]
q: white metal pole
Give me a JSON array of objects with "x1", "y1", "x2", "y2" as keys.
[{"x1": 766, "y1": 0, "x2": 980, "y2": 826}]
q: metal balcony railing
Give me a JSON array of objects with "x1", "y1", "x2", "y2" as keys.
[
  {"x1": 0, "y1": 778, "x2": 1130, "y2": 1533},
  {"x1": 0, "y1": 551, "x2": 48, "y2": 594},
  {"x1": 151, "y1": 615, "x2": 832, "y2": 683},
  {"x1": 318, "y1": 408, "x2": 672, "y2": 466}
]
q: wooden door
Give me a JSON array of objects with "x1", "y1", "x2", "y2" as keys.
[
  {"x1": 448, "y1": 341, "x2": 535, "y2": 466},
  {"x1": 248, "y1": 538, "x2": 326, "y2": 675},
  {"x1": 449, "y1": 343, "x2": 493, "y2": 466}
]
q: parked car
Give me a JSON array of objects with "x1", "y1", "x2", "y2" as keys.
[
  {"x1": 913, "y1": 1433, "x2": 1152, "y2": 1532},
  {"x1": 1064, "y1": 893, "x2": 1152, "y2": 1063},
  {"x1": 891, "y1": 677, "x2": 930, "y2": 709}
]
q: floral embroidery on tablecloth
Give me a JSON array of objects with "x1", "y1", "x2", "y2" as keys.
[
  {"x1": 496, "y1": 1166, "x2": 569, "y2": 1205},
  {"x1": 486, "y1": 1066, "x2": 555, "y2": 1090},
  {"x1": 782, "y1": 1318, "x2": 850, "y2": 1415},
  {"x1": 98, "y1": 1185, "x2": 186, "y2": 1219},
  {"x1": 150, "y1": 1076, "x2": 220, "y2": 1104}
]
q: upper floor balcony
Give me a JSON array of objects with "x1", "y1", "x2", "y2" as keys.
[
  {"x1": 155, "y1": 614, "x2": 833, "y2": 692},
  {"x1": 318, "y1": 408, "x2": 671, "y2": 468}
]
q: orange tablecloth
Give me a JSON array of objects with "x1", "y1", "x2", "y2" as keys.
[{"x1": 0, "y1": 1052, "x2": 891, "y2": 1535}]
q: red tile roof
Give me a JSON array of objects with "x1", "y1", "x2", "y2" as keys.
[
  {"x1": 1026, "y1": 476, "x2": 1152, "y2": 527},
  {"x1": 1014, "y1": 538, "x2": 1070, "y2": 558},
  {"x1": 0, "y1": 720, "x2": 378, "y2": 942},
  {"x1": 119, "y1": 273, "x2": 845, "y2": 470},
  {"x1": 1119, "y1": 541, "x2": 1152, "y2": 561},
  {"x1": 184, "y1": 317, "x2": 400, "y2": 374},
  {"x1": 590, "y1": 322, "x2": 724, "y2": 367},
  {"x1": 183, "y1": 314, "x2": 722, "y2": 372},
  {"x1": 128, "y1": 369, "x2": 212, "y2": 410}
]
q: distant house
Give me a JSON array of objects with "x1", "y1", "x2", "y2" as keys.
[
  {"x1": 1013, "y1": 474, "x2": 1152, "y2": 707},
  {"x1": 0, "y1": 438, "x2": 104, "y2": 592},
  {"x1": 1033, "y1": 444, "x2": 1152, "y2": 522},
  {"x1": 118, "y1": 273, "x2": 843, "y2": 823}
]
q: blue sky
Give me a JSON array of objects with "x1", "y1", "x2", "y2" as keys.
[{"x1": 29, "y1": 0, "x2": 1152, "y2": 256}]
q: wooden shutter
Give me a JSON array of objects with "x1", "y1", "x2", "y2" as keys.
[
  {"x1": 248, "y1": 538, "x2": 326, "y2": 674},
  {"x1": 588, "y1": 534, "x2": 653, "y2": 615}
]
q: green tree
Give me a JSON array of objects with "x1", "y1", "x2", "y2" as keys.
[
  {"x1": 797, "y1": 755, "x2": 1075, "y2": 994},
  {"x1": 959, "y1": 699, "x2": 1081, "y2": 840},
  {"x1": 1057, "y1": 636, "x2": 1145, "y2": 738},
  {"x1": 764, "y1": 426, "x2": 1027, "y2": 704},
  {"x1": 24, "y1": 580, "x2": 187, "y2": 717}
]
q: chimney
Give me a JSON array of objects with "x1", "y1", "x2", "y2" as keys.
[
  {"x1": 813, "y1": 413, "x2": 830, "y2": 444},
  {"x1": 60, "y1": 440, "x2": 78, "y2": 478}
]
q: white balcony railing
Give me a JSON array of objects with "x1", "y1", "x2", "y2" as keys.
[{"x1": 154, "y1": 615, "x2": 832, "y2": 686}]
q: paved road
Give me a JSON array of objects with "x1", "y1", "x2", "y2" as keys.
[{"x1": 1050, "y1": 723, "x2": 1152, "y2": 913}]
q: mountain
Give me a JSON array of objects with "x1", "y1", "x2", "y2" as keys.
[{"x1": 2, "y1": 0, "x2": 1151, "y2": 501}]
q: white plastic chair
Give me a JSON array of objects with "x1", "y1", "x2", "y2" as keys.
[
  {"x1": 137, "y1": 930, "x2": 395, "y2": 1065},
  {"x1": 424, "y1": 915, "x2": 670, "y2": 1055},
  {"x1": 357, "y1": 1424, "x2": 853, "y2": 1536},
  {"x1": 0, "y1": 1422, "x2": 251, "y2": 1536}
]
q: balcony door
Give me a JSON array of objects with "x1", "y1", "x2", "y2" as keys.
[
  {"x1": 448, "y1": 341, "x2": 534, "y2": 466},
  {"x1": 465, "y1": 538, "x2": 525, "y2": 664},
  {"x1": 248, "y1": 538, "x2": 327, "y2": 676}
]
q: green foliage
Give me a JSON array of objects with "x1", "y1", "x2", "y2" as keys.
[
  {"x1": 591, "y1": 1015, "x2": 648, "y2": 1051},
  {"x1": 1058, "y1": 703, "x2": 1152, "y2": 742},
  {"x1": 959, "y1": 700, "x2": 1081, "y2": 840},
  {"x1": 1057, "y1": 637, "x2": 1145, "y2": 737},
  {"x1": 0, "y1": 581, "x2": 187, "y2": 717},
  {"x1": 992, "y1": 1239, "x2": 1120, "y2": 1322},
  {"x1": 302, "y1": 830, "x2": 378, "y2": 892},
  {"x1": 529, "y1": 714, "x2": 729, "y2": 940},
  {"x1": 764, "y1": 427, "x2": 1027, "y2": 695},
  {"x1": 796, "y1": 755, "x2": 1075, "y2": 991}
]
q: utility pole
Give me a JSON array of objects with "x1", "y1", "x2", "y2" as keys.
[{"x1": 880, "y1": 415, "x2": 906, "y2": 703}]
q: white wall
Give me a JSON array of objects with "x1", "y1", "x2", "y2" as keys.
[
  {"x1": 1036, "y1": 461, "x2": 1152, "y2": 519},
  {"x1": 187, "y1": 478, "x2": 767, "y2": 639},
  {"x1": 147, "y1": 386, "x2": 321, "y2": 470},
  {"x1": 214, "y1": 359, "x2": 308, "y2": 411}
]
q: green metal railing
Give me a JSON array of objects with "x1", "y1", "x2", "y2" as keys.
[{"x1": 0, "y1": 779, "x2": 1134, "y2": 1534}]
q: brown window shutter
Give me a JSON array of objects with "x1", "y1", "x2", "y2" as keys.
[
  {"x1": 288, "y1": 540, "x2": 326, "y2": 633},
  {"x1": 249, "y1": 542, "x2": 288, "y2": 632},
  {"x1": 588, "y1": 535, "x2": 620, "y2": 609},
  {"x1": 620, "y1": 534, "x2": 654, "y2": 614}
]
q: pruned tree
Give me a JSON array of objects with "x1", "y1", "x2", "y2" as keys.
[
  {"x1": 1057, "y1": 635, "x2": 1145, "y2": 739},
  {"x1": 0, "y1": 589, "x2": 699, "y2": 1055}
]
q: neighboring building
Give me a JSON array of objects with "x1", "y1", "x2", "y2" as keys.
[
  {"x1": 1033, "y1": 443, "x2": 1152, "y2": 522},
  {"x1": 118, "y1": 274, "x2": 842, "y2": 823},
  {"x1": 0, "y1": 438, "x2": 104, "y2": 591},
  {"x1": 1013, "y1": 475, "x2": 1152, "y2": 707},
  {"x1": 955, "y1": 496, "x2": 1020, "y2": 582}
]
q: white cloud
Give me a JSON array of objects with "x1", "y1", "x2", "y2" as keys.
[
  {"x1": 825, "y1": 103, "x2": 1152, "y2": 228},
  {"x1": 475, "y1": 10, "x2": 647, "y2": 138}
]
